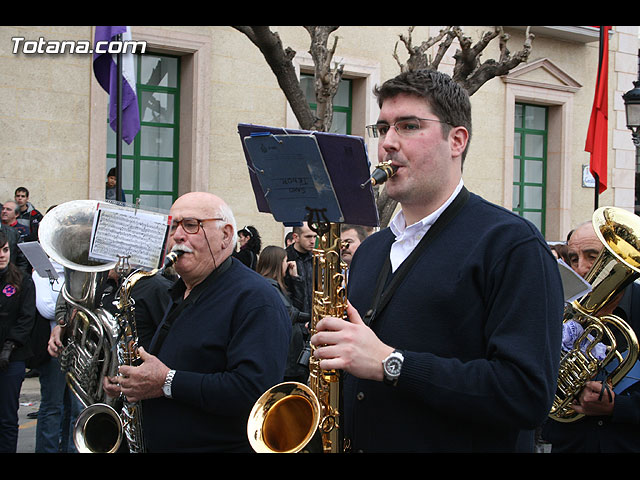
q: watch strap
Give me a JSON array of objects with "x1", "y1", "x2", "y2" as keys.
[{"x1": 163, "y1": 369, "x2": 176, "y2": 398}]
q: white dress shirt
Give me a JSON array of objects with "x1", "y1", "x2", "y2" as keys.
[{"x1": 389, "y1": 179, "x2": 464, "y2": 272}]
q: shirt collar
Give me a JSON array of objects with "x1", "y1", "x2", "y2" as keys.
[{"x1": 390, "y1": 179, "x2": 464, "y2": 240}]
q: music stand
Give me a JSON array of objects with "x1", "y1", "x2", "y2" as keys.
[{"x1": 238, "y1": 123, "x2": 379, "y2": 227}]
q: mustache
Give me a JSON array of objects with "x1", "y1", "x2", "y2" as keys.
[{"x1": 171, "y1": 244, "x2": 193, "y2": 254}]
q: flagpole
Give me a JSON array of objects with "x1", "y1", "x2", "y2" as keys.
[
  {"x1": 594, "y1": 26, "x2": 605, "y2": 211},
  {"x1": 116, "y1": 33, "x2": 123, "y2": 202}
]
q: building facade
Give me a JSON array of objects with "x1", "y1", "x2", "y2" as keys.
[{"x1": 0, "y1": 26, "x2": 638, "y2": 248}]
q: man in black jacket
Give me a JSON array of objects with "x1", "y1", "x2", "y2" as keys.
[
  {"x1": 285, "y1": 222, "x2": 316, "y2": 314},
  {"x1": 311, "y1": 69, "x2": 563, "y2": 453}
]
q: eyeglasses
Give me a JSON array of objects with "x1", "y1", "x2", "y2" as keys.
[
  {"x1": 366, "y1": 117, "x2": 449, "y2": 139},
  {"x1": 169, "y1": 217, "x2": 223, "y2": 235}
]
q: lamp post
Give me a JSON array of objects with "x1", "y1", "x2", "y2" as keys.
[
  {"x1": 623, "y1": 80, "x2": 640, "y2": 147},
  {"x1": 623, "y1": 80, "x2": 640, "y2": 215}
]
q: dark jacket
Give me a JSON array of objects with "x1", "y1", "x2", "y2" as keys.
[
  {"x1": 344, "y1": 190, "x2": 564, "y2": 452},
  {"x1": 0, "y1": 268, "x2": 36, "y2": 362},
  {"x1": 16, "y1": 202, "x2": 43, "y2": 243},
  {"x1": 265, "y1": 277, "x2": 310, "y2": 382},
  {"x1": 285, "y1": 244, "x2": 313, "y2": 314},
  {"x1": 143, "y1": 257, "x2": 291, "y2": 452}
]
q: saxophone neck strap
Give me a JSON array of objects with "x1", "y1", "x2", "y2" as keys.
[{"x1": 364, "y1": 187, "x2": 469, "y2": 327}]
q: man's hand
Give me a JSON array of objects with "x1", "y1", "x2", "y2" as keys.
[
  {"x1": 104, "y1": 347, "x2": 170, "y2": 402},
  {"x1": 572, "y1": 381, "x2": 615, "y2": 416},
  {"x1": 311, "y1": 302, "x2": 394, "y2": 381},
  {"x1": 47, "y1": 324, "x2": 64, "y2": 357}
]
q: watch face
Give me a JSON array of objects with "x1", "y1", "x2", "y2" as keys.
[{"x1": 385, "y1": 356, "x2": 402, "y2": 377}]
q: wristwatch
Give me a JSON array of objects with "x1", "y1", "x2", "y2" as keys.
[
  {"x1": 382, "y1": 350, "x2": 404, "y2": 386},
  {"x1": 162, "y1": 369, "x2": 176, "y2": 398}
]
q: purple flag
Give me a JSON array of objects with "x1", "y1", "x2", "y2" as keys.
[{"x1": 93, "y1": 26, "x2": 140, "y2": 144}]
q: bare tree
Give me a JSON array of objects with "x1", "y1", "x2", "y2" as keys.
[
  {"x1": 233, "y1": 26, "x2": 343, "y2": 132},
  {"x1": 394, "y1": 26, "x2": 535, "y2": 95},
  {"x1": 234, "y1": 26, "x2": 535, "y2": 227},
  {"x1": 375, "y1": 26, "x2": 535, "y2": 225}
]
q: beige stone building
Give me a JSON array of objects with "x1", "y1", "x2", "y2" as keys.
[{"x1": 0, "y1": 26, "x2": 638, "y2": 249}]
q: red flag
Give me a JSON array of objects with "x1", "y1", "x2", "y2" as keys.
[{"x1": 585, "y1": 26, "x2": 611, "y2": 194}]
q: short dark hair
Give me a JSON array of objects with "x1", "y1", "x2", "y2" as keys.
[
  {"x1": 341, "y1": 224, "x2": 369, "y2": 242},
  {"x1": 374, "y1": 69, "x2": 472, "y2": 163},
  {"x1": 14, "y1": 187, "x2": 29, "y2": 197}
]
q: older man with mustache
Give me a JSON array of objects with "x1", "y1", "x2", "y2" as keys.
[{"x1": 103, "y1": 192, "x2": 291, "y2": 452}]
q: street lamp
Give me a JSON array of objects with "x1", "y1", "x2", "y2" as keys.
[
  {"x1": 623, "y1": 80, "x2": 640, "y2": 147},
  {"x1": 623, "y1": 79, "x2": 640, "y2": 216}
]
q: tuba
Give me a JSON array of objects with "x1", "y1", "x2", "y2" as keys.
[
  {"x1": 39, "y1": 200, "x2": 119, "y2": 408},
  {"x1": 73, "y1": 250, "x2": 183, "y2": 453},
  {"x1": 549, "y1": 206, "x2": 640, "y2": 422},
  {"x1": 247, "y1": 217, "x2": 346, "y2": 453}
]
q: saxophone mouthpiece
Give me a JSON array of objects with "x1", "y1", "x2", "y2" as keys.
[
  {"x1": 163, "y1": 249, "x2": 185, "y2": 270},
  {"x1": 360, "y1": 161, "x2": 398, "y2": 188}
]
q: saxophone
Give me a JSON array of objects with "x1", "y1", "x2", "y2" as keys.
[
  {"x1": 73, "y1": 250, "x2": 183, "y2": 453},
  {"x1": 247, "y1": 217, "x2": 347, "y2": 453}
]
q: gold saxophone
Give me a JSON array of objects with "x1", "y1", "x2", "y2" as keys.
[
  {"x1": 73, "y1": 250, "x2": 183, "y2": 453},
  {"x1": 549, "y1": 207, "x2": 640, "y2": 422},
  {"x1": 247, "y1": 218, "x2": 347, "y2": 453}
]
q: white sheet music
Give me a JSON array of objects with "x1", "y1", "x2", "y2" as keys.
[
  {"x1": 557, "y1": 258, "x2": 592, "y2": 302},
  {"x1": 89, "y1": 203, "x2": 171, "y2": 270},
  {"x1": 17, "y1": 241, "x2": 58, "y2": 280}
]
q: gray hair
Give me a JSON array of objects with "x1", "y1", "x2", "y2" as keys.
[{"x1": 216, "y1": 202, "x2": 237, "y2": 246}]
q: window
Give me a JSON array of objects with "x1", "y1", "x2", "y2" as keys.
[
  {"x1": 300, "y1": 74, "x2": 352, "y2": 134},
  {"x1": 513, "y1": 103, "x2": 548, "y2": 234},
  {"x1": 107, "y1": 53, "x2": 180, "y2": 212}
]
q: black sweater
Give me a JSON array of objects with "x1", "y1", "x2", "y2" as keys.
[
  {"x1": 344, "y1": 191, "x2": 564, "y2": 452},
  {"x1": 0, "y1": 268, "x2": 36, "y2": 362}
]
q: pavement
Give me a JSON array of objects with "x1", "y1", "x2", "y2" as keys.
[{"x1": 17, "y1": 375, "x2": 40, "y2": 453}]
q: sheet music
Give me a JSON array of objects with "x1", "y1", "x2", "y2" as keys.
[
  {"x1": 557, "y1": 258, "x2": 592, "y2": 302},
  {"x1": 17, "y1": 241, "x2": 59, "y2": 280},
  {"x1": 89, "y1": 203, "x2": 171, "y2": 270}
]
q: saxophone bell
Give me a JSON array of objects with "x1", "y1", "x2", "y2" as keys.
[{"x1": 247, "y1": 221, "x2": 346, "y2": 453}]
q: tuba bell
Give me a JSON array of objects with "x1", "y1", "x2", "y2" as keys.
[
  {"x1": 247, "y1": 217, "x2": 346, "y2": 453},
  {"x1": 549, "y1": 206, "x2": 640, "y2": 422},
  {"x1": 39, "y1": 200, "x2": 120, "y2": 408}
]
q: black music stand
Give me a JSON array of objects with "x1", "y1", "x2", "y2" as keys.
[{"x1": 237, "y1": 123, "x2": 379, "y2": 227}]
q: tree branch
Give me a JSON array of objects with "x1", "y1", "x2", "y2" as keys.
[{"x1": 232, "y1": 26, "x2": 317, "y2": 130}]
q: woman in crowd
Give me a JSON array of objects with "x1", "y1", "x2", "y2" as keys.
[
  {"x1": 256, "y1": 246, "x2": 310, "y2": 383},
  {"x1": 233, "y1": 225, "x2": 261, "y2": 270},
  {"x1": 0, "y1": 230, "x2": 35, "y2": 452}
]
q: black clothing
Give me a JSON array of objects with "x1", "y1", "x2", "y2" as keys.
[{"x1": 285, "y1": 244, "x2": 313, "y2": 314}]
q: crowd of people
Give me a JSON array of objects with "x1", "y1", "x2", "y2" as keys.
[{"x1": 1, "y1": 68, "x2": 640, "y2": 453}]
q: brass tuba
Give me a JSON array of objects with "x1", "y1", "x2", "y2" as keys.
[
  {"x1": 39, "y1": 200, "x2": 119, "y2": 408},
  {"x1": 247, "y1": 218, "x2": 346, "y2": 453},
  {"x1": 549, "y1": 206, "x2": 640, "y2": 422}
]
